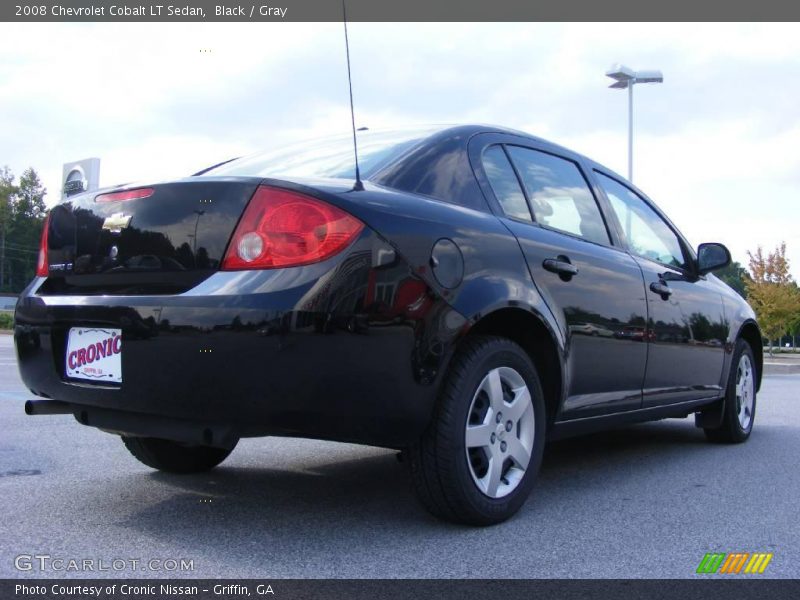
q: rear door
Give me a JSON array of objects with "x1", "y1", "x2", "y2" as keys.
[
  {"x1": 473, "y1": 138, "x2": 649, "y2": 419},
  {"x1": 592, "y1": 171, "x2": 728, "y2": 406}
]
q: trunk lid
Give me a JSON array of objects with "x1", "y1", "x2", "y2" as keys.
[{"x1": 40, "y1": 177, "x2": 260, "y2": 295}]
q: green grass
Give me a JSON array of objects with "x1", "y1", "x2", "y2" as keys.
[{"x1": 0, "y1": 312, "x2": 13, "y2": 330}]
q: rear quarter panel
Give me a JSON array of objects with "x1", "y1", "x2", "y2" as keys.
[{"x1": 292, "y1": 179, "x2": 568, "y2": 410}]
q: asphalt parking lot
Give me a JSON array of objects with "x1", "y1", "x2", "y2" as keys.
[{"x1": 1, "y1": 332, "x2": 797, "y2": 579}]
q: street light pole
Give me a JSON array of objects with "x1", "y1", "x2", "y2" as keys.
[
  {"x1": 606, "y1": 64, "x2": 663, "y2": 183},
  {"x1": 628, "y1": 82, "x2": 633, "y2": 181}
]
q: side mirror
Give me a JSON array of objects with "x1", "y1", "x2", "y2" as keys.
[{"x1": 697, "y1": 242, "x2": 731, "y2": 275}]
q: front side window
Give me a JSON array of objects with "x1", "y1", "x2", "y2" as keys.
[
  {"x1": 595, "y1": 172, "x2": 687, "y2": 270},
  {"x1": 505, "y1": 146, "x2": 610, "y2": 245}
]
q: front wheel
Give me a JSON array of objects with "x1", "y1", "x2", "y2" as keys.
[
  {"x1": 409, "y1": 336, "x2": 546, "y2": 525},
  {"x1": 704, "y1": 339, "x2": 757, "y2": 443},
  {"x1": 122, "y1": 436, "x2": 237, "y2": 473}
]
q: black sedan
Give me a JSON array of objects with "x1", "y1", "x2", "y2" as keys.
[{"x1": 15, "y1": 125, "x2": 761, "y2": 525}]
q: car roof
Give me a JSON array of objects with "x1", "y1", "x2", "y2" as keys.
[
  {"x1": 430, "y1": 124, "x2": 646, "y2": 198},
  {"x1": 412, "y1": 124, "x2": 626, "y2": 177}
]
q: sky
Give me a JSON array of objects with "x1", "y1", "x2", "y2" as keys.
[{"x1": 1, "y1": 22, "x2": 799, "y2": 272}]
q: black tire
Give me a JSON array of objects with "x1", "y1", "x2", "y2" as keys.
[
  {"x1": 704, "y1": 339, "x2": 757, "y2": 443},
  {"x1": 409, "y1": 335, "x2": 546, "y2": 526},
  {"x1": 122, "y1": 436, "x2": 236, "y2": 473}
]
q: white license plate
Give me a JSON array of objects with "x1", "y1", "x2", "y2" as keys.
[{"x1": 66, "y1": 327, "x2": 123, "y2": 383}]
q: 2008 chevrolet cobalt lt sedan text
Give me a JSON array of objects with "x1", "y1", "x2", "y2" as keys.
[{"x1": 15, "y1": 125, "x2": 761, "y2": 525}]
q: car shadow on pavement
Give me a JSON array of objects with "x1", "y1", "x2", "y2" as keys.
[
  {"x1": 141, "y1": 450, "x2": 427, "y2": 527},
  {"x1": 79, "y1": 417, "x2": 771, "y2": 576},
  {"x1": 542, "y1": 419, "x2": 708, "y2": 470},
  {"x1": 108, "y1": 450, "x2": 454, "y2": 574},
  {"x1": 108, "y1": 420, "x2": 722, "y2": 543}
]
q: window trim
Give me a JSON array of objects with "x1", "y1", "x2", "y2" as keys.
[
  {"x1": 502, "y1": 144, "x2": 614, "y2": 248},
  {"x1": 480, "y1": 144, "x2": 535, "y2": 223},
  {"x1": 592, "y1": 169, "x2": 697, "y2": 276}
]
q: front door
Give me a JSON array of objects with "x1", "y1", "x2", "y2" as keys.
[{"x1": 593, "y1": 171, "x2": 727, "y2": 406}]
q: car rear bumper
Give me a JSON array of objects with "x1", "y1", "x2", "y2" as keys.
[{"x1": 14, "y1": 233, "x2": 467, "y2": 448}]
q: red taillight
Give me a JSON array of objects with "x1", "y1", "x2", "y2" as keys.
[
  {"x1": 95, "y1": 187, "x2": 154, "y2": 202},
  {"x1": 36, "y1": 214, "x2": 50, "y2": 277},
  {"x1": 222, "y1": 186, "x2": 364, "y2": 270}
]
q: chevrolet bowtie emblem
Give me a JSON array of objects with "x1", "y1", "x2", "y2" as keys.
[{"x1": 102, "y1": 212, "x2": 132, "y2": 233}]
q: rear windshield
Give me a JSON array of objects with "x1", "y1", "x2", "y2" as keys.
[{"x1": 198, "y1": 128, "x2": 440, "y2": 180}]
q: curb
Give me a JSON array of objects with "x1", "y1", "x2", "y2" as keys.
[{"x1": 763, "y1": 362, "x2": 800, "y2": 375}]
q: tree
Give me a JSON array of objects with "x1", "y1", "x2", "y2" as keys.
[
  {"x1": 0, "y1": 167, "x2": 47, "y2": 293},
  {"x1": 746, "y1": 243, "x2": 800, "y2": 355},
  {"x1": 787, "y1": 313, "x2": 800, "y2": 349},
  {"x1": 15, "y1": 168, "x2": 47, "y2": 220},
  {"x1": 0, "y1": 166, "x2": 17, "y2": 290}
]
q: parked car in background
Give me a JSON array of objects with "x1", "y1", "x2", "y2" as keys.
[
  {"x1": 15, "y1": 125, "x2": 761, "y2": 525},
  {"x1": 570, "y1": 322, "x2": 615, "y2": 338}
]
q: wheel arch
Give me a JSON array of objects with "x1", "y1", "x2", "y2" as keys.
[
  {"x1": 460, "y1": 306, "x2": 565, "y2": 427},
  {"x1": 737, "y1": 320, "x2": 763, "y2": 391}
]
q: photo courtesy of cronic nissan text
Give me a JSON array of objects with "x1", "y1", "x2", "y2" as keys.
[{"x1": 0, "y1": 1, "x2": 798, "y2": 599}]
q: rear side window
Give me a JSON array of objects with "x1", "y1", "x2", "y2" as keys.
[
  {"x1": 595, "y1": 172, "x2": 688, "y2": 270},
  {"x1": 482, "y1": 146, "x2": 531, "y2": 221},
  {"x1": 505, "y1": 146, "x2": 610, "y2": 245}
]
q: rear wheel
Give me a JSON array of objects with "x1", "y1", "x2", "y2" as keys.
[
  {"x1": 409, "y1": 336, "x2": 546, "y2": 525},
  {"x1": 122, "y1": 436, "x2": 236, "y2": 473},
  {"x1": 704, "y1": 339, "x2": 757, "y2": 443}
]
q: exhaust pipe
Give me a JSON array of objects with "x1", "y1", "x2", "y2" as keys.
[{"x1": 25, "y1": 400, "x2": 72, "y2": 416}]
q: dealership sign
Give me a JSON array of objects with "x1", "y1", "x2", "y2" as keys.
[{"x1": 65, "y1": 328, "x2": 123, "y2": 383}]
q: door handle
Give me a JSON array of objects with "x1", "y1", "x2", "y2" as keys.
[
  {"x1": 649, "y1": 281, "x2": 673, "y2": 300},
  {"x1": 543, "y1": 256, "x2": 578, "y2": 281}
]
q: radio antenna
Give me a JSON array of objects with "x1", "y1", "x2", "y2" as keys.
[{"x1": 342, "y1": 0, "x2": 364, "y2": 191}]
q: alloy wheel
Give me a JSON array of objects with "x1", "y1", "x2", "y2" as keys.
[
  {"x1": 736, "y1": 354, "x2": 755, "y2": 430},
  {"x1": 464, "y1": 366, "x2": 535, "y2": 498}
]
